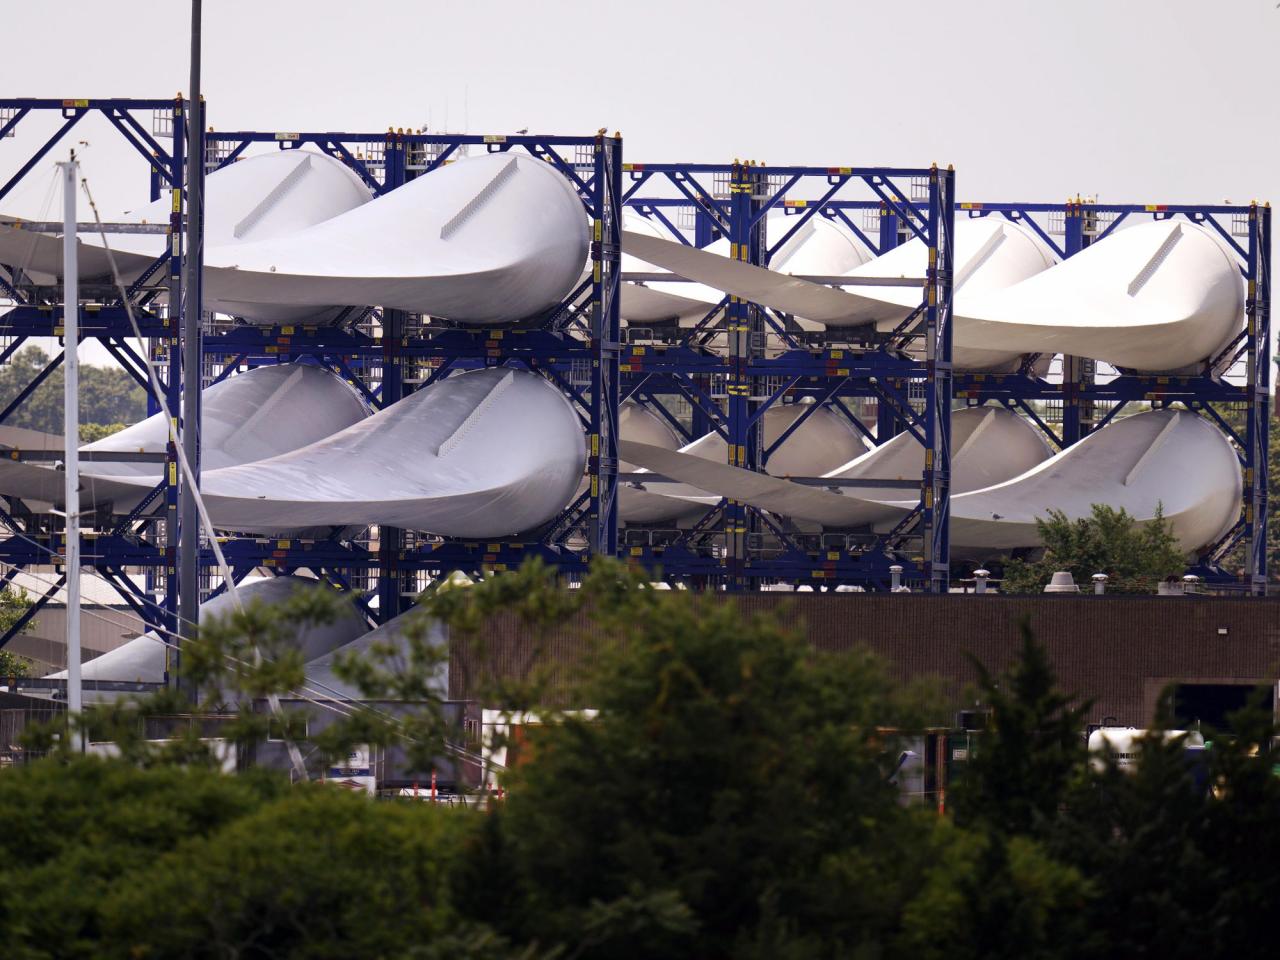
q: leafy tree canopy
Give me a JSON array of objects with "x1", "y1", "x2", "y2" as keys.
[
  {"x1": 1, "y1": 560, "x2": 1278, "y2": 959},
  {"x1": 1001, "y1": 503, "x2": 1185, "y2": 594},
  {"x1": 0, "y1": 346, "x2": 146, "y2": 436},
  {"x1": 0, "y1": 587, "x2": 33, "y2": 679}
]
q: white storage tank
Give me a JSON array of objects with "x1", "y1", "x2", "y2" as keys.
[{"x1": 1087, "y1": 727, "x2": 1206, "y2": 772}]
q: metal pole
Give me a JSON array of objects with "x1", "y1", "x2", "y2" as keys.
[
  {"x1": 58, "y1": 156, "x2": 82, "y2": 749},
  {"x1": 178, "y1": 0, "x2": 203, "y2": 699}
]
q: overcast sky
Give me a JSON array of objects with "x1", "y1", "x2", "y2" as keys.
[{"x1": 1, "y1": 0, "x2": 1278, "y2": 362}]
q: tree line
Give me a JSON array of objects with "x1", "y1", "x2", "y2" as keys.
[
  {"x1": 0, "y1": 345, "x2": 145, "y2": 440},
  {"x1": 0, "y1": 559, "x2": 1275, "y2": 958}
]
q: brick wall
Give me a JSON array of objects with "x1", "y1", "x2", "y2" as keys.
[{"x1": 450, "y1": 595, "x2": 1280, "y2": 726}]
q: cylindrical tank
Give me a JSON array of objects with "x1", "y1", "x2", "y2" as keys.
[{"x1": 1088, "y1": 727, "x2": 1206, "y2": 772}]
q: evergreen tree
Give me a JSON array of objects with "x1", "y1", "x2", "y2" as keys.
[
  {"x1": 456, "y1": 560, "x2": 941, "y2": 959},
  {"x1": 952, "y1": 621, "x2": 1092, "y2": 837}
]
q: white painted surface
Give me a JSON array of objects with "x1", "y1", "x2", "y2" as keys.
[
  {"x1": 954, "y1": 220, "x2": 1243, "y2": 371},
  {"x1": 623, "y1": 218, "x2": 1243, "y2": 373},
  {"x1": 190, "y1": 368, "x2": 586, "y2": 538},
  {"x1": 0, "y1": 150, "x2": 374, "y2": 283},
  {"x1": 0, "y1": 363, "x2": 372, "y2": 510},
  {"x1": 1088, "y1": 728, "x2": 1206, "y2": 772},
  {"x1": 620, "y1": 403, "x2": 868, "y2": 524},
  {"x1": 940, "y1": 409, "x2": 1242, "y2": 553},
  {"x1": 621, "y1": 406, "x2": 1054, "y2": 529},
  {"x1": 305, "y1": 608, "x2": 447, "y2": 701},
  {"x1": 203, "y1": 153, "x2": 589, "y2": 324},
  {"x1": 621, "y1": 212, "x2": 872, "y2": 324},
  {"x1": 620, "y1": 409, "x2": 1239, "y2": 554}
]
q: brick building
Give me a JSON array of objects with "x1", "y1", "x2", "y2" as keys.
[{"x1": 450, "y1": 595, "x2": 1280, "y2": 728}]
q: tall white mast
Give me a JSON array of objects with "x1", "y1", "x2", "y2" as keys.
[{"x1": 57, "y1": 154, "x2": 82, "y2": 748}]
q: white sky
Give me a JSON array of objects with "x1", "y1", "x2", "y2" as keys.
[{"x1": 1, "y1": 0, "x2": 1278, "y2": 365}]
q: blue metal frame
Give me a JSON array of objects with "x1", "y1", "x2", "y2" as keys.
[
  {"x1": 621, "y1": 187, "x2": 1268, "y2": 593},
  {"x1": 620, "y1": 162, "x2": 955, "y2": 591},
  {"x1": 947, "y1": 200, "x2": 1270, "y2": 593},
  {"x1": 0, "y1": 97, "x2": 193, "y2": 653},
  {"x1": 195, "y1": 129, "x2": 623, "y2": 613},
  {"x1": 1, "y1": 101, "x2": 1265, "y2": 612},
  {"x1": 0, "y1": 107, "x2": 623, "y2": 647}
]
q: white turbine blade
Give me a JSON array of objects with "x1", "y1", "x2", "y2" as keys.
[
  {"x1": 621, "y1": 282, "x2": 716, "y2": 323},
  {"x1": 823, "y1": 407, "x2": 1052, "y2": 495},
  {"x1": 626, "y1": 216, "x2": 1241, "y2": 374},
  {"x1": 0, "y1": 150, "x2": 375, "y2": 282},
  {"x1": 623, "y1": 409, "x2": 1239, "y2": 554},
  {"x1": 203, "y1": 153, "x2": 589, "y2": 325},
  {"x1": 952, "y1": 220, "x2": 1243, "y2": 372},
  {"x1": 0, "y1": 366, "x2": 585, "y2": 539},
  {"x1": 618, "y1": 406, "x2": 1053, "y2": 528},
  {"x1": 189, "y1": 368, "x2": 586, "y2": 538},
  {"x1": 50, "y1": 577, "x2": 369, "y2": 684},
  {"x1": 940, "y1": 410, "x2": 1242, "y2": 553},
  {"x1": 305, "y1": 609, "x2": 448, "y2": 701},
  {"x1": 0, "y1": 363, "x2": 371, "y2": 509},
  {"x1": 619, "y1": 404, "x2": 869, "y2": 523},
  {"x1": 621, "y1": 217, "x2": 1059, "y2": 345},
  {"x1": 620, "y1": 439, "x2": 884, "y2": 526},
  {"x1": 620, "y1": 212, "x2": 874, "y2": 324},
  {"x1": 622, "y1": 230, "x2": 896, "y2": 325}
]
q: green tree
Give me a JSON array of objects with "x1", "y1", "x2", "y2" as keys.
[
  {"x1": 896, "y1": 823, "x2": 1087, "y2": 960},
  {"x1": 0, "y1": 346, "x2": 146, "y2": 436},
  {"x1": 5, "y1": 559, "x2": 1280, "y2": 959},
  {"x1": 902, "y1": 625, "x2": 1095, "y2": 960},
  {"x1": 34, "y1": 580, "x2": 361, "y2": 771},
  {"x1": 952, "y1": 622, "x2": 1092, "y2": 836},
  {"x1": 100, "y1": 788, "x2": 479, "y2": 960},
  {"x1": 0, "y1": 758, "x2": 289, "y2": 956},
  {"x1": 0, "y1": 758, "x2": 502, "y2": 960},
  {"x1": 0, "y1": 587, "x2": 33, "y2": 679},
  {"x1": 1001, "y1": 504, "x2": 1184, "y2": 594},
  {"x1": 1045, "y1": 689, "x2": 1280, "y2": 959},
  {"x1": 448, "y1": 560, "x2": 944, "y2": 959},
  {"x1": 77, "y1": 422, "x2": 127, "y2": 442},
  {"x1": 943, "y1": 618, "x2": 1280, "y2": 960}
]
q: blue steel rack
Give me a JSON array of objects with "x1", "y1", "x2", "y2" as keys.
[
  {"x1": 196, "y1": 127, "x2": 623, "y2": 621},
  {"x1": 946, "y1": 200, "x2": 1271, "y2": 594},
  {"x1": 0, "y1": 96, "x2": 1266, "y2": 656},
  {"x1": 622, "y1": 188, "x2": 1271, "y2": 593},
  {"x1": 0, "y1": 97, "x2": 195, "y2": 654},
  {"x1": 0, "y1": 104, "x2": 623, "y2": 654},
  {"x1": 620, "y1": 161, "x2": 956, "y2": 591}
]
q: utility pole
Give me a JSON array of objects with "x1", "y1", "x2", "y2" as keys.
[
  {"x1": 58, "y1": 155, "x2": 82, "y2": 749},
  {"x1": 178, "y1": 0, "x2": 204, "y2": 700}
]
